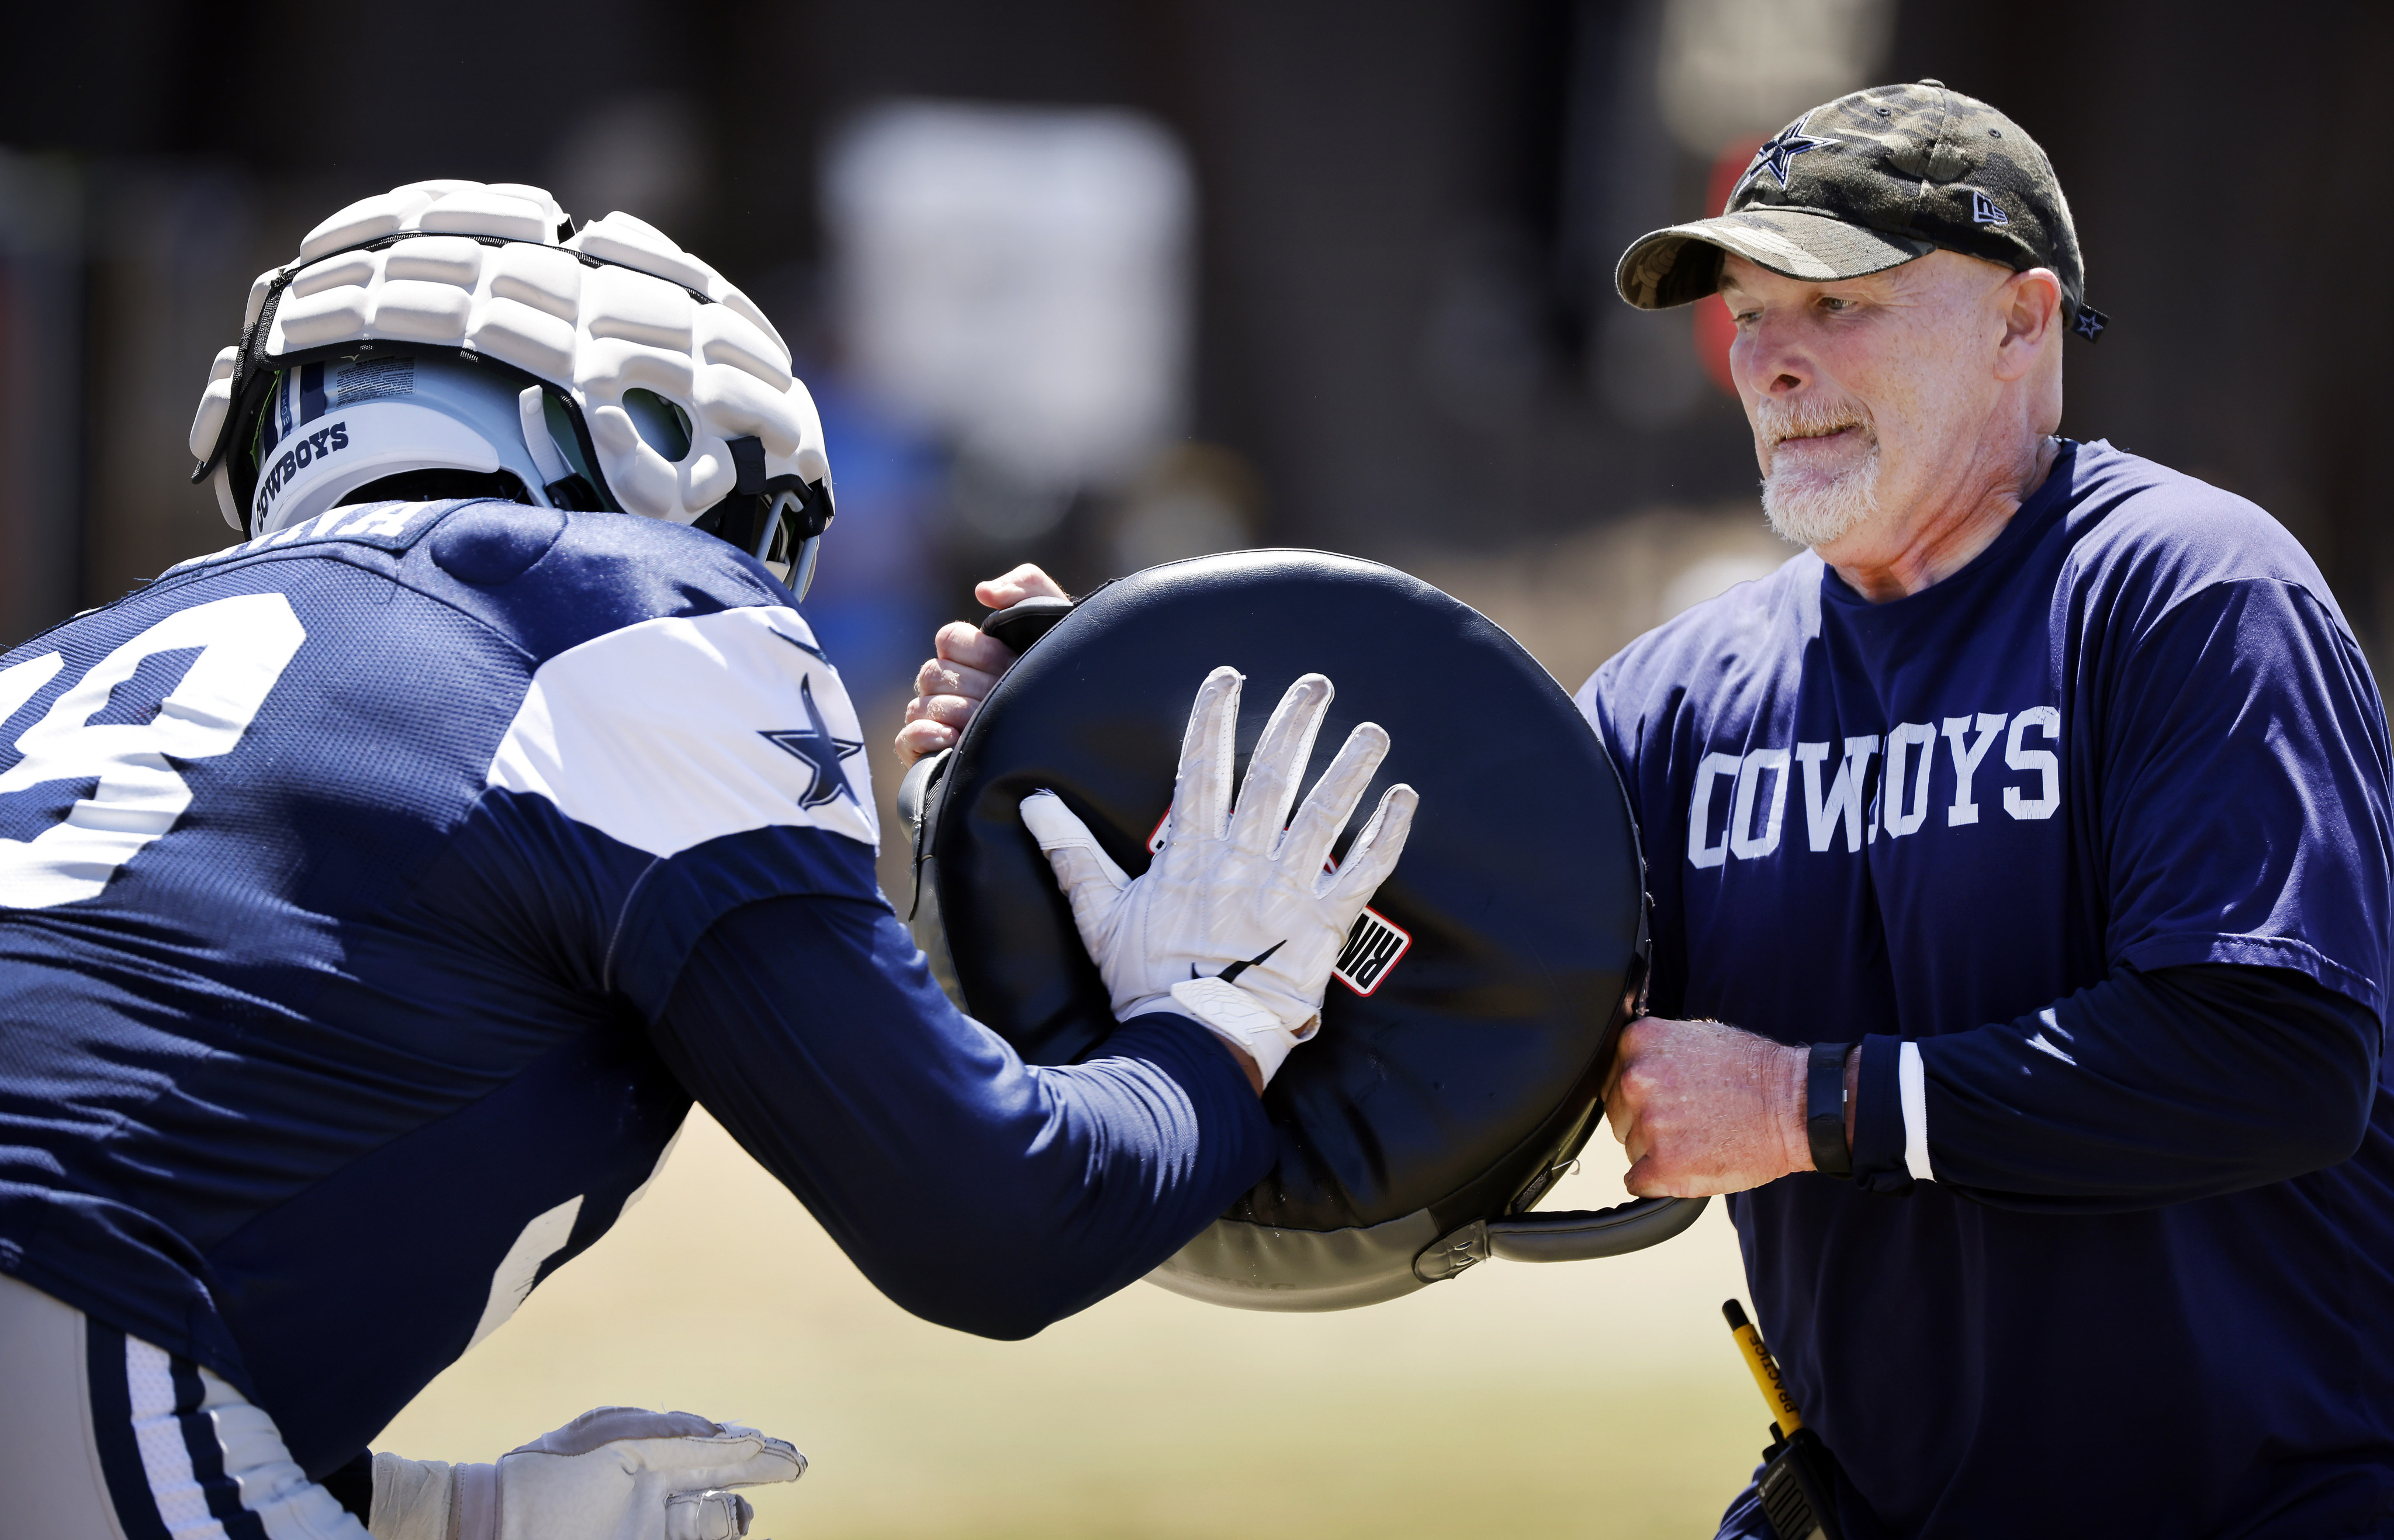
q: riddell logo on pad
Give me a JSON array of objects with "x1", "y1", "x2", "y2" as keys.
[
  {"x1": 1332, "y1": 908, "x2": 1410, "y2": 996},
  {"x1": 251, "y1": 420, "x2": 350, "y2": 521}
]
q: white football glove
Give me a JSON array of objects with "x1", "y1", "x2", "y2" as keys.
[
  {"x1": 1019, "y1": 666, "x2": 1417, "y2": 1085},
  {"x1": 368, "y1": 1407, "x2": 804, "y2": 1540}
]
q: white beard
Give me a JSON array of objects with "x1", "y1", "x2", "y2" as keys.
[{"x1": 1760, "y1": 434, "x2": 1881, "y2": 549}]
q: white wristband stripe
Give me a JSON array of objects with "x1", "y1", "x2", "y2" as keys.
[{"x1": 1898, "y1": 1040, "x2": 1934, "y2": 1182}]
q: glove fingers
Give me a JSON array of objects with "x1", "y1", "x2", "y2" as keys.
[
  {"x1": 1171, "y1": 667, "x2": 1244, "y2": 843},
  {"x1": 1229, "y1": 674, "x2": 1332, "y2": 856},
  {"x1": 510, "y1": 1407, "x2": 723, "y2": 1455},
  {"x1": 1020, "y1": 791, "x2": 1132, "y2": 897},
  {"x1": 664, "y1": 1442, "x2": 807, "y2": 1489},
  {"x1": 1324, "y1": 783, "x2": 1418, "y2": 904},
  {"x1": 1044, "y1": 847, "x2": 1137, "y2": 940},
  {"x1": 1279, "y1": 719, "x2": 1389, "y2": 877}
]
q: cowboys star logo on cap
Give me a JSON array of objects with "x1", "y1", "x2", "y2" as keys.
[
  {"x1": 2071, "y1": 304, "x2": 2109, "y2": 341},
  {"x1": 1737, "y1": 114, "x2": 1836, "y2": 195},
  {"x1": 1616, "y1": 83, "x2": 2109, "y2": 340}
]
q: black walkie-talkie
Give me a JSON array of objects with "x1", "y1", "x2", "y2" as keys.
[{"x1": 1723, "y1": 1299, "x2": 1845, "y2": 1540}]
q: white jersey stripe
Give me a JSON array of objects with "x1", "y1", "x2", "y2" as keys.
[
  {"x1": 125, "y1": 1338, "x2": 231, "y2": 1540},
  {"x1": 123, "y1": 1335, "x2": 371, "y2": 1540}
]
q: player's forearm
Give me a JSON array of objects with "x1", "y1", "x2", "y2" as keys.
[
  {"x1": 651, "y1": 896, "x2": 1270, "y2": 1339},
  {"x1": 1849, "y1": 963, "x2": 2377, "y2": 1208}
]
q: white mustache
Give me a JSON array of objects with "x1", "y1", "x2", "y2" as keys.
[{"x1": 1757, "y1": 401, "x2": 1872, "y2": 451}]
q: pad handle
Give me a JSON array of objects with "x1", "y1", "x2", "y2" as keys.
[
  {"x1": 980, "y1": 595, "x2": 1076, "y2": 654},
  {"x1": 1413, "y1": 1195, "x2": 1707, "y2": 1282}
]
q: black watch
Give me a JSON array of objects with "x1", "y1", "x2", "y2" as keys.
[{"x1": 1807, "y1": 1041, "x2": 1853, "y2": 1179}]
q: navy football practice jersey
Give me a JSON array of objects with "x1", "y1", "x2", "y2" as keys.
[{"x1": 0, "y1": 499, "x2": 1268, "y2": 1479}]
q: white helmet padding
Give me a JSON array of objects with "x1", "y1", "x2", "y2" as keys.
[{"x1": 188, "y1": 180, "x2": 833, "y2": 562}]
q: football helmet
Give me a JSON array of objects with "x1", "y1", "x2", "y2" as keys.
[{"x1": 188, "y1": 179, "x2": 833, "y2": 593}]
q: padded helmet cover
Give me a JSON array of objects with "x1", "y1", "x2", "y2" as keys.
[
  {"x1": 188, "y1": 179, "x2": 829, "y2": 534},
  {"x1": 918, "y1": 551, "x2": 1649, "y2": 1309}
]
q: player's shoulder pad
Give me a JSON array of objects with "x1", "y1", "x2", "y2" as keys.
[
  {"x1": 487, "y1": 603, "x2": 881, "y2": 859},
  {"x1": 160, "y1": 500, "x2": 789, "y2": 667}
]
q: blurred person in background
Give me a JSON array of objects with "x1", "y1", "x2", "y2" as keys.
[
  {"x1": 0, "y1": 178, "x2": 1414, "y2": 1539},
  {"x1": 903, "y1": 82, "x2": 2394, "y2": 1538}
]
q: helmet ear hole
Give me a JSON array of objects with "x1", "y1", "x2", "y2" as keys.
[{"x1": 621, "y1": 389, "x2": 692, "y2": 461}]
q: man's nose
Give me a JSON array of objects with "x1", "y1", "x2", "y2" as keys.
[{"x1": 1737, "y1": 311, "x2": 1811, "y2": 399}]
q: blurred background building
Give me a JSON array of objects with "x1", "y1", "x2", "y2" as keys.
[
  {"x1": 11, "y1": 0, "x2": 2387, "y2": 692},
  {"x1": 4, "y1": 4, "x2": 2388, "y2": 1534}
]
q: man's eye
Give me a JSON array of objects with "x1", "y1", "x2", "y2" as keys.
[{"x1": 1819, "y1": 296, "x2": 1853, "y2": 313}]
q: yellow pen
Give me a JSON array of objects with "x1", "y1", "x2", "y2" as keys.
[{"x1": 1723, "y1": 1297, "x2": 1805, "y2": 1435}]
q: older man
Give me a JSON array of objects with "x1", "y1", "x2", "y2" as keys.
[
  {"x1": 1589, "y1": 79, "x2": 2394, "y2": 1536},
  {"x1": 901, "y1": 82, "x2": 2394, "y2": 1536}
]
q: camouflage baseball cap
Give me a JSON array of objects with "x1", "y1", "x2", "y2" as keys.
[{"x1": 1616, "y1": 81, "x2": 2107, "y2": 340}]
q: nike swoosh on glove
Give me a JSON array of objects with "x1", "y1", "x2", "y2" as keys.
[
  {"x1": 1019, "y1": 666, "x2": 1417, "y2": 1085},
  {"x1": 369, "y1": 1406, "x2": 804, "y2": 1540}
]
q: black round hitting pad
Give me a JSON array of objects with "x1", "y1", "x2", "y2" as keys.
[{"x1": 915, "y1": 551, "x2": 1648, "y2": 1309}]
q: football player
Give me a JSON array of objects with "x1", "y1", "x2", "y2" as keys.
[{"x1": 0, "y1": 181, "x2": 1413, "y2": 1540}]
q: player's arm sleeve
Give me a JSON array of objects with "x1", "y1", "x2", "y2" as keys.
[
  {"x1": 646, "y1": 894, "x2": 1273, "y2": 1340},
  {"x1": 1848, "y1": 577, "x2": 2393, "y2": 1208}
]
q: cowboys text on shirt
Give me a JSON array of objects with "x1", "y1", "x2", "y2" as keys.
[{"x1": 1685, "y1": 705, "x2": 2060, "y2": 868}]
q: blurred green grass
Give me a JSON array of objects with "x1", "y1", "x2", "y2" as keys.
[{"x1": 379, "y1": 1112, "x2": 1762, "y2": 1537}]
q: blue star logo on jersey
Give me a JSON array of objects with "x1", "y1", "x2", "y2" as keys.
[
  {"x1": 1738, "y1": 115, "x2": 1835, "y2": 195},
  {"x1": 760, "y1": 677, "x2": 864, "y2": 810}
]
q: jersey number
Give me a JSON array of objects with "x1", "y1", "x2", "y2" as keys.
[{"x1": 0, "y1": 593, "x2": 306, "y2": 908}]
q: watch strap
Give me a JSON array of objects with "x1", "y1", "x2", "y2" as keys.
[{"x1": 1807, "y1": 1041, "x2": 1853, "y2": 1179}]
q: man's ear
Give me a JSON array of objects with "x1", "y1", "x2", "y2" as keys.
[{"x1": 1994, "y1": 268, "x2": 2064, "y2": 380}]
